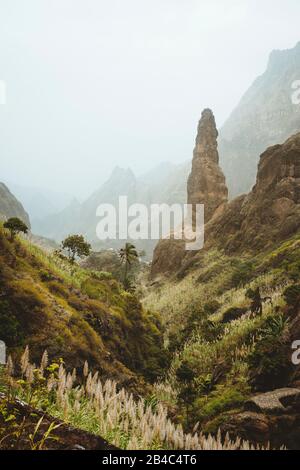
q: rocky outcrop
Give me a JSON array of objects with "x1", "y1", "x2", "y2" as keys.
[
  {"x1": 220, "y1": 388, "x2": 300, "y2": 449},
  {"x1": 0, "y1": 393, "x2": 118, "y2": 450},
  {"x1": 151, "y1": 110, "x2": 228, "y2": 278},
  {"x1": 152, "y1": 130, "x2": 300, "y2": 277},
  {"x1": 0, "y1": 182, "x2": 30, "y2": 228},
  {"x1": 151, "y1": 238, "x2": 187, "y2": 278},
  {"x1": 187, "y1": 109, "x2": 228, "y2": 223},
  {"x1": 245, "y1": 388, "x2": 300, "y2": 414},
  {"x1": 206, "y1": 132, "x2": 300, "y2": 253}
]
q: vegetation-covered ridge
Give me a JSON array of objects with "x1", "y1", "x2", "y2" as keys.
[
  {"x1": 0, "y1": 224, "x2": 166, "y2": 389},
  {"x1": 0, "y1": 348, "x2": 276, "y2": 450},
  {"x1": 142, "y1": 234, "x2": 300, "y2": 448}
]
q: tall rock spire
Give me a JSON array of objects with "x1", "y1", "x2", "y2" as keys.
[{"x1": 187, "y1": 109, "x2": 228, "y2": 223}]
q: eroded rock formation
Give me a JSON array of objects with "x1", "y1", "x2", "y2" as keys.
[
  {"x1": 219, "y1": 41, "x2": 300, "y2": 197},
  {"x1": 187, "y1": 108, "x2": 228, "y2": 223},
  {"x1": 151, "y1": 109, "x2": 228, "y2": 278},
  {"x1": 206, "y1": 132, "x2": 300, "y2": 252},
  {"x1": 152, "y1": 125, "x2": 300, "y2": 278}
]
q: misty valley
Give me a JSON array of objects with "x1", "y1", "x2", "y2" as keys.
[{"x1": 1, "y1": 2, "x2": 300, "y2": 460}]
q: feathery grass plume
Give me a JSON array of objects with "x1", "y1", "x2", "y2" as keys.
[
  {"x1": 6, "y1": 355, "x2": 14, "y2": 376},
  {"x1": 63, "y1": 396, "x2": 69, "y2": 421},
  {"x1": 83, "y1": 361, "x2": 89, "y2": 377},
  {"x1": 47, "y1": 375, "x2": 56, "y2": 392},
  {"x1": 10, "y1": 348, "x2": 283, "y2": 451},
  {"x1": 58, "y1": 363, "x2": 65, "y2": 381},
  {"x1": 85, "y1": 372, "x2": 93, "y2": 396},
  {"x1": 20, "y1": 345, "x2": 30, "y2": 375},
  {"x1": 25, "y1": 364, "x2": 34, "y2": 384},
  {"x1": 74, "y1": 399, "x2": 81, "y2": 413},
  {"x1": 66, "y1": 373, "x2": 73, "y2": 391},
  {"x1": 40, "y1": 350, "x2": 48, "y2": 372}
]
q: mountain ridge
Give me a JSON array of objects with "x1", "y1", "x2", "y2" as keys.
[{"x1": 0, "y1": 182, "x2": 31, "y2": 228}]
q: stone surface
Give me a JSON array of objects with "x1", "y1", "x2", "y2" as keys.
[
  {"x1": 220, "y1": 412, "x2": 271, "y2": 444},
  {"x1": 151, "y1": 238, "x2": 186, "y2": 278},
  {"x1": 206, "y1": 132, "x2": 300, "y2": 253},
  {"x1": 218, "y1": 387, "x2": 300, "y2": 449},
  {"x1": 219, "y1": 41, "x2": 300, "y2": 198},
  {"x1": 0, "y1": 182, "x2": 30, "y2": 228},
  {"x1": 151, "y1": 110, "x2": 228, "y2": 278},
  {"x1": 245, "y1": 388, "x2": 300, "y2": 414},
  {"x1": 0, "y1": 393, "x2": 118, "y2": 450},
  {"x1": 187, "y1": 109, "x2": 228, "y2": 224},
  {"x1": 152, "y1": 131, "x2": 300, "y2": 277}
]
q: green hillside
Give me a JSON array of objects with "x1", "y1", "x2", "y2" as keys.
[
  {"x1": 143, "y1": 235, "x2": 300, "y2": 446},
  {"x1": 0, "y1": 224, "x2": 166, "y2": 390}
]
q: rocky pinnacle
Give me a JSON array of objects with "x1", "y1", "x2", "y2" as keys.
[{"x1": 187, "y1": 109, "x2": 228, "y2": 223}]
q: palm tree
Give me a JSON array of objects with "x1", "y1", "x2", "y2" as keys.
[{"x1": 118, "y1": 243, "x2": 139, "y2": 287}]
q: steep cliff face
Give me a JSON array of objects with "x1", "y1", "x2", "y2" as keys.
[
  {"x1": 152, "y1": 131, "x2": 300, "y2": 277},
  {"x1": 207, "y1": 132, "x2": 300, "y2": 252},
  {"x1": 151, "y1": 110, "x2": 228, "y2": 278},
  {"x1": 188, "y1": 109, "x2": 228, "y2": 223},
  {"x1": 0, "y1": 182, "x2": 30, "y2": 228},
  {"x1": 219, "y1": 41, "x2": 300, "y2": 197}
]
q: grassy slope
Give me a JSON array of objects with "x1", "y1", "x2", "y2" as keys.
[
  {"x1": 143, "y1": 234, "x2": 300, "y2": 430},
  {"x1": 0, "y1": 225, "x2": 166, "y2": 389}
]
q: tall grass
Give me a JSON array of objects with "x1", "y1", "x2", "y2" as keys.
[{"x1": 4, "y1": 348, "x2": 274, "y2": 450}]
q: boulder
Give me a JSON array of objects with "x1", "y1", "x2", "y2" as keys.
[{"x1": 245, "y1": 388, "x2": 300, "y2": 414}]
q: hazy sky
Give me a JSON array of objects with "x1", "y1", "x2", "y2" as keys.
[{"x1": 1, "y1": 0, "x2": 300, "y2": 198}]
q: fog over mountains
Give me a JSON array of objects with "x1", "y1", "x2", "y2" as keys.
[
  {"x1": 31, "y1": 162, "x2": 190, "y2": 256},
  {"x1": 219, "y1": 41, "x2": 300, "y2": 197},
  {"x1": 2, "y1": 42, "x2": 300, "y2": 257}
]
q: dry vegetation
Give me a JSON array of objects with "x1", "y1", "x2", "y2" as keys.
[
  {"x1": 1, "y1": 224, "x2": 299, "y2": 449},
  {"x1": 0, "y1": 349, "x2": 275, "y2": 450},
  {"x1": 142, "y1": 237, "x2": 300, "y2": 431}
]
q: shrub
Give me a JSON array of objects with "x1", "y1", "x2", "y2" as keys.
[
  {"x1": 221, "y1": 307, "x2": 248, "y2": 324},
  {"x1": 81, "y1": 278, "x2": 107, "y2": 300},
  {"x1": 247, "y1": 317, "x2": 291, "y2": 393},
  {"x1": 91, "y1": 271, "x2": 113, "y2": 281},
  {"x1": 248, "y1": 340, "x2": 290, "y2": 391},
  {"x1": 283, "y1": 284, "x2": 300, "y2": 308},
  {"x1": 47, "y1": 280, "x2": 69, "y2": 298},
  {"x1": 231, "y1": 261, "x2": 254, "y2": 288},
  {"x1": 258, "y1": 315, "x2": 289, "y2": 340},
  {"x1": 203, "y1": 300, "x2": 221, "y2": 315},
  {"x1": 195, "y1": 385, "x2": 248, "y2": 422},
  {"x1": 39, "y1": 270, "x2": 54, "y2": 282},
  {"x1": 0, "y1": 301, "x2": 23, "y2": 346}
]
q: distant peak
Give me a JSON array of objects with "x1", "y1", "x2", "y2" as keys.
[
  {"x1": 201, "y1": 108, "x2": 214, "y2": 117},
  {"x1": 111, "y1": 166, "x2": 135, "y2": 177},
  {"x1": 196, "y1": 108, "x2": 218, "y2": 148},
  {"x1": 267, "y1": 41, "x2": 300, "y2": 70},
  {"x1": 106, "y1": 166, "x2": 136, "y2": 186},
  {"x1": 68, "y1": 198, "x2": 80, "y2": 208}
]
